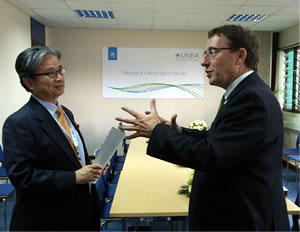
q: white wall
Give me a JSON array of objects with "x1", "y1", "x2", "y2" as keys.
[
  {"x1": 46, "y1": 28, "x2": 272, "y2": 154},
  {"x1": 45, "y1": 28, "x2": 221, "y2": 154},
  {"x1": 256, "y1": 31, "x2": 272, "y2": 84},
  {"x1": 279, "y1": 24, "x2": 300, "y2": 49},
  {"x1": 0, "y1": 0, "x2": 31, "y2": 144}
]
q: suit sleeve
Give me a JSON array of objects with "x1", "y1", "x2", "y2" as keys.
[
  {"x1": 181, "y1": 127, "x2": 209, "y2": 139},
  {"x1": 2, "y1": 116, "x2": 76, "y2": 198},
  {"x1": 147, "y1": 91, "x2": 268, "y2": 171}
]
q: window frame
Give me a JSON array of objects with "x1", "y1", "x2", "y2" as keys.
[{"x1": 282, "y1": 46, "x2": 300, "y2": 114}]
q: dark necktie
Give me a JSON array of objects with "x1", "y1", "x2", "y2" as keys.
[{"x1": 218, "y1": 95, "x2": 225, "y2": 112}]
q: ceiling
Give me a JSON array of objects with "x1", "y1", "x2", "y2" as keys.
[{"x1": 5, "y1": 0, "x2": 300, "y2": 32}]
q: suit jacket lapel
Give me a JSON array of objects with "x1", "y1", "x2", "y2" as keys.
[
  {"x1": 211, "y1": 72, "x2": 259, "y2": 129},
  {"x1": 28, "y1": 97, "x2": 82, "y2": 169}
]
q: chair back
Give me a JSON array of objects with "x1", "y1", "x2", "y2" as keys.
[
  {"x1": 118, "y1": 122, "x2": 130, "y2": 154},
  {"x1": 118, "y1": 122, "x2": 125, "y2": 133},
  {"x1": 95, "y1": 176, "x2": 106, "y2": 202},
  {"x1": 95, "y1": 176, "x2": 106, "y2": 218},
  {"x1": 0, "y1": 145, "x2": 4, "y2": 162},
  {"x1": 109, "y1": 151, "x2": 118, "y2": 170},
  {"x1": 0, "y1": 145, "x2": 8, "y2": 179}
]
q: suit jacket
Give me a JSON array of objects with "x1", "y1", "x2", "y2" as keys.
[
  {"x1": 147, "y1": 72, "x2": 289, "y2": 231},
  {"x1": 2, "y1": 97, "x2": 100, "y2": 231}
]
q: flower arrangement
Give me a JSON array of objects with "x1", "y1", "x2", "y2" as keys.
[
  {"x1": 178, "y1": 119, "x2": 208, "y2": 197},
  {"x1": 178, "y1": 169, "x2": 194, "y2": 197},
  {"x1": 187, "y1": 119, "x2": 208, "y2": 131}
]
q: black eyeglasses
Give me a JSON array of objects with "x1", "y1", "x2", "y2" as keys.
[
  {"x1": 202, "y1": 47, "x2": 232, "y2": 58},
  {"x1": 35, "y1": 67, "x2": 66, "y2": 79}
]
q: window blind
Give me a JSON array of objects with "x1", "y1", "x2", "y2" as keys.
[{"x1": 283, "y1": 46, "x2": 300, "y2": 113}]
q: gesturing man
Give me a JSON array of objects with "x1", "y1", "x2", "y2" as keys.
[{"x1": 116, "y1": 25, "x2": 289, "y2": 231}]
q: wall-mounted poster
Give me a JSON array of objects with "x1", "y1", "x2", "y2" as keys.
[{"x1": 102, "y1": 47, "x2": 204, "y2": 99}]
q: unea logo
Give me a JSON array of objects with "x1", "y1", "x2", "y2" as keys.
[{"x1": 175, "y1": 52, "x2": 200, "y2": 61}]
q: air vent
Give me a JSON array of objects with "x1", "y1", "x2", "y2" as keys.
[
  {"x1": 75, "y1": 10, "x2": 114, "y2": 19},
  {"x1": 227, "y1": 14, "x2": 267, "y2": 22}
]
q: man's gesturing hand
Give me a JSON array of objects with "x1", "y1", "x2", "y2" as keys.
[
  {"x1": 116, "y1": 99, "x2": 160, "y2": 139},
  {"x1": 159, "y1": 114, "x2": 181, "y2": 132}
]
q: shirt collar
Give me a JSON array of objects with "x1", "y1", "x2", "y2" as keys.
[
  {"x1": 224, "y1": 70, "x2": 254, "y2": 101},
  {"x1": 32, "y1": 95, "x2": 60, "y2": 117}
]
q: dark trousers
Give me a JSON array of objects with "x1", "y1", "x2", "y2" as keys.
[{"x1": 292, "y1": 192, "x2": 299, "y2": 231}]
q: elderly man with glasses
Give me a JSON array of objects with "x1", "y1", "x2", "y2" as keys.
[{"x1": 2, "y1": 46, "x2": 108, "y2": 231}]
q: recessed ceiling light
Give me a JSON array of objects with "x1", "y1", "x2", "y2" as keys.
[
  {"x1": 75, "y1": 10, "x2": 114, "y2": 19},
  {"x1": 227, "y1": 14, "x2": 267, "y2": 22}
]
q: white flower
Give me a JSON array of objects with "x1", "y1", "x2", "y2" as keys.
[{"x1": 187, "y1": 120, "x2": 208, "y2": 131}]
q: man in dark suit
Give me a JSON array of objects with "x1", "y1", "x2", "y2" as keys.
[
  {"x1": 3, "y1": 46, "x2": 107, "y2": 231},
  {"x1": 116, "y1": 25, "x2": 289, "y2": 230}
]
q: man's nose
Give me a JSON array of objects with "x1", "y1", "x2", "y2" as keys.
[
  {"x1": 55, "y1": 72, "x2": 64, "y2": 81},
  {"x1": 201, "y1": 56, "x2": 209, "y2": 67}
]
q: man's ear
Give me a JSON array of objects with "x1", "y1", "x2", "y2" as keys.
[
  {"x1": 22, "y1": 77, "x2": 34, "y2": 90},
  {"x1": 236, "y1": 48, "x2": 247, "y2": 65}
]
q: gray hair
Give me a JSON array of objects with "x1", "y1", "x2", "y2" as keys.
[{"x1": 15, "y1": 46, "x2": 61, "y2": 92}]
